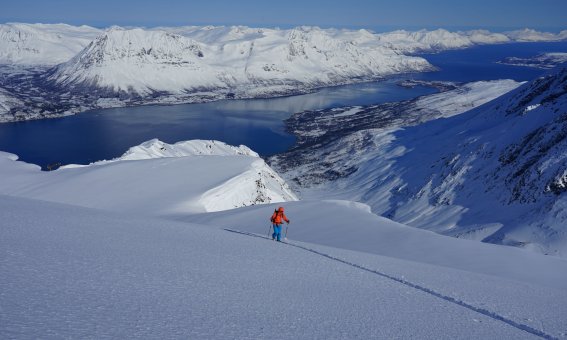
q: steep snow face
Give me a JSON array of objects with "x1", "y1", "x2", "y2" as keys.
[
  {"x1": 0, "y1": 139, "x2": 297, "y2": 215},
  {"x1": 0, "y1": 23, "x2": 101, "y2": 65},
  {"x1": 46, "y1": 26, "x2": 434, "y2": 96},
  {"x1": 268, "y1": 71, "x2": 567, "y2": 257}
]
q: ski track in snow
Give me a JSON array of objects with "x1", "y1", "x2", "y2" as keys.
[{"x1": 224, "y1": 229, "x2": 559, "y2": 340}]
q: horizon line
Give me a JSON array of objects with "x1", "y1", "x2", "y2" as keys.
[{"x1": 1, "y1": 21, "x2": 566, "y2": 33}]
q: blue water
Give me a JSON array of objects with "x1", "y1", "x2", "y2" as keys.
[
  {"x1": 0, "y1": 41, "x2": 565, "y2": 168},
  {"x1": 0, "y1": 80, "x2": 437, "y2": 167},
  {"x1": 412, "y1": 42, "x2": 567, "y2": 82}
]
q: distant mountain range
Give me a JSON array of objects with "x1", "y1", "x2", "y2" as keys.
[{"x1": 0, "y1": 23, "x2": 566, "y2": 122}]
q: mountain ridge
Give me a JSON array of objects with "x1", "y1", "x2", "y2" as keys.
[{"x1": 269, "y1": 67, "x2": 567, "y2": 256}]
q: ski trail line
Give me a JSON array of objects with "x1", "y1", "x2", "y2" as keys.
[{"x1": 224, "y1": 228, "x2": 558, "y2": 340}]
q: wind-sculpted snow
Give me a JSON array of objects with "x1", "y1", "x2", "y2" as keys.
[
  {"x1": 268, "y1": 71, "x2": 567, "y2": 257},
  {"x1": 0, "y1": 139, "x2": 297, "y2": 215}
]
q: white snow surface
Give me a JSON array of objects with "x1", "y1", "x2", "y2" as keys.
[
  {"x1": 0, "y1": 23, "x2": 101, "y2": 65},
  {"x1": 10, "y1": 23, "x2": 556, "y2": 97},
  {"x1": 414, "y1": 79, "x2": 523, "y2": 117},
  {"x1": 0, "y1": 139, "x2": 297, "y2": 215},
  {"x1": 64, "y1": 138, "x2": 260, "y2": 166},
  {"x1": 1, "y1": 194, "x2": 566, "y2": 339},
  {"x1": 48, "y1": 26, "x2": 433, "y2": 95},
  {"x1": 2, "y1": 24, "x2": 565, "y2": 68},
  {"x1": 1, "y1": 136, "x2": 566, "y2": 338}
]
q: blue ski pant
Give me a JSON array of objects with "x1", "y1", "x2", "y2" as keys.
[{"x1": 272, "y1": 224, "x2": 282, "y2": 241}]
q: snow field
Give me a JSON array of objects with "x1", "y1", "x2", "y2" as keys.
[{"x1": 2, "y1": 195, "x2": 563, "y2": 339}]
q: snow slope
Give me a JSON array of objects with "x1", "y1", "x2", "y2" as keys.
[
  {"x1": 0, "y1": 23, "x2": 101, "y2": 65},
  {"x1": 2, "y1": 194, "x2": 566, "y2": 339},
  {"x1": 1, "y1": 135, "x2": 566, "y2": 338},
  {"x1": 271, "y1": 67, "x2": 567, "y2": 256},
  {"x1": 0, "y1": 139, "x2": 297, "y2": 215}
]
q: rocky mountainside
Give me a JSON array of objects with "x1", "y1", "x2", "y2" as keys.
[{"x1": 270, "y1": 67, "x2": 567, "y2": 256}]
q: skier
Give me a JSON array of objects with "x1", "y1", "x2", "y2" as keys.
[{"x1": 270, "y1": 206, "x2": 290, "y2": 242}]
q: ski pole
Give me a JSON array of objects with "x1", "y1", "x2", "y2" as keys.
[
  {"x1": 284, "y1": 224, "x2": 289, "y2": 240},
  {"x1": 267, "y1": 224, "x2": 272, "y2": 238}
]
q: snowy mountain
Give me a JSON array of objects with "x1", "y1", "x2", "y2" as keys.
[
  {"x1": 375, "y1": 29, "x2": 510, "y2": 53},
  {"x1": 0, "y1": 139, "x2": 297, "y2": 215},
  {"x1": 44, "y1": 25, "x2": 567, "y2": 98},
  {"x1": 270, "y1": 68, "x2": 567, "y2": 256},
  {"x1": 45, "y1": 26, "x2": 433, "y2": 97},
  {"x1": 1, "y1": 23, "x2": 565, "y2": 68},
  {"x1": 1, "y1": 24, "x2": 566, "y2": 122},
  {"x1": 505, "y1": 28, "x2": 567, "y2": 42},
  {"x1": 0, "y1": 23, "x2": 101, "y2": 65}
]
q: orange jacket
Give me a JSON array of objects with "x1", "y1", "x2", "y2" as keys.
[{"x1": 270, "y1": 208, "x2": 289, "y2": 225}]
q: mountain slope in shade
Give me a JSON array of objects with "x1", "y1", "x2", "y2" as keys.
[{"x1": 270, "y1": 68, "x2": 567, "y2": 256}]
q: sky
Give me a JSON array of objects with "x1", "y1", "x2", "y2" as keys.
[{"x1": 1, "y1": 0, "x2": 566, "y2": 31}]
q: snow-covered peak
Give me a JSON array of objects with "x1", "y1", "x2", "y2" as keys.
[
  {"x1": 0, "y1": 139, "x2": 297, "y2": 214},
  {"x1": 0, "y1": 23, "x2": 101, "y2": 65},
  {"x1": 48, "y1": 27, "x2": 211, "y2": 94},
  {"x1": 462, "y1": 29, "x2": 510, "y2": 44},
  {"x1": 70, "y1": 27, "x2": 205, "y2": 64},
  {"x1": 46, "y1": 24, "x2": 433, "y2": 96},
  {"x1": 118, "y1": 139, "x2": 259, "y2": 161},
  {"x1": 504, "y1": 28, "x2": 562, "y2": 42}
]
